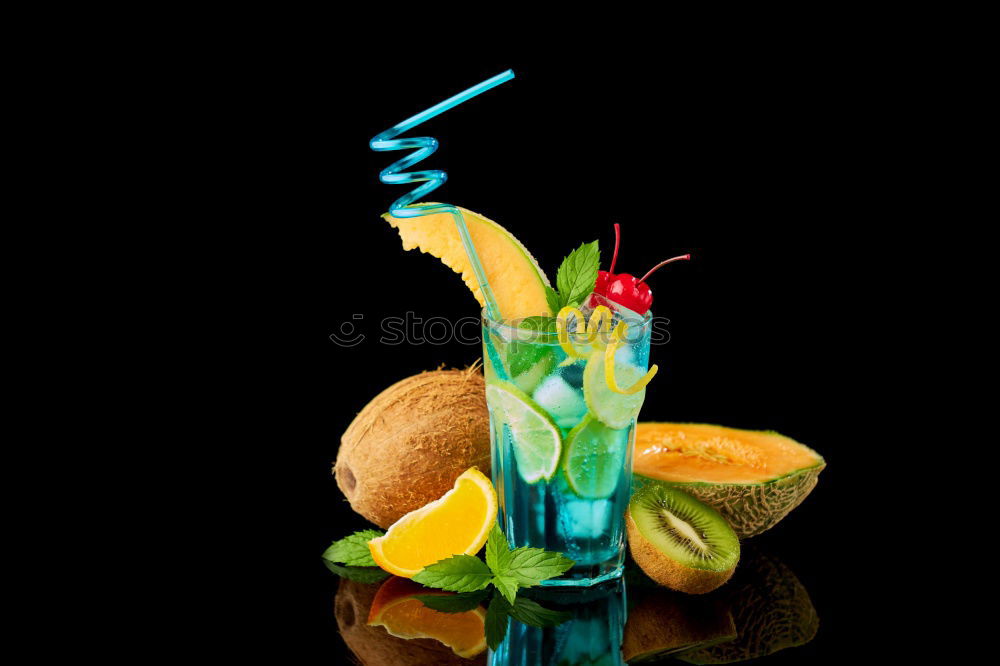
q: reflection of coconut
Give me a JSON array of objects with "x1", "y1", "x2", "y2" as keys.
[
  {"x1": 622, "y1": 587, "x2": 736, "y2": 662},
  {"x1": 335, "y1": 579, "x2": 485, "y2": 666},
  {"x1": 335, "y1": 369, "x2": 490, "y2": 529},
  {"x1": 677, "y1": 547, "x2": 819, "y2": 664}
]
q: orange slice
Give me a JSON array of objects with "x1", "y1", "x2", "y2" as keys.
[
  {"x1": 367, "y1": 577, "x2": 487, "y2": 658},
  {"x1": 368, "y1": 467, "x2": 497, "y2": 578}
]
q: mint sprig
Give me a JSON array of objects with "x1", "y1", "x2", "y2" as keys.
[
  {"x1": 322, "y1": 525, "x2": 574, "y2": 651},
  {"x1": 323, "y1": 559, "x2": 389, "y2": 584},
  {"x1": 552, "y1": 240, "x2": 601, "y2": 310},
  {"x1": 322, "y1": 529, "x2": 384, "y2": 567},
  {"x1": 411, "y1": 554, "x2": 494, "y2": 592},
  {"x1": 413, "y1": 522, "x2": 574, "y2": 602},
  {"x1": 485, "y1": 523, "x2": 512, "y2": 573},
  {"x1": 481, "y1": 592, "x2": 574, "y2": 650},
  {"x1": 502, "y1": 547, "x2": 576, "y2": 587},
  {"x1": 506, "y1": 596, "x2": 572, "y2": 628},
  {"x1": 486, "y1": 594, "x2": 511, "y2": 650},
  {"x1": 414, "y1": 589, "x2": 491, "y2": 613},
  {"x1": 544, "y1": 285, "x2": 562, "y2": 315}
]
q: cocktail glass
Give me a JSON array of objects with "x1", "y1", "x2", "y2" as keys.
[{"x1": 482, "y1": 294, "x2": 653, "y2": 586}]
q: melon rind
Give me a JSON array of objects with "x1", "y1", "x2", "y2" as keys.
[
  {"x1": 632, "y1": 423, "x2": 825, "y2": 538},
  {"x1": 634, "y1": 466, "x2": 824, "y2": 539}
]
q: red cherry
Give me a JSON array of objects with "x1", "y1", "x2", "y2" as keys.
[
  {"x1": 593, "y1": 224, "x2": 621, "y2": 298},
  {"x1": 592, "y1": 223, "x2": 690, "y2": 315},
  {"x1": 595, "y1": 270, "x2": 612, "y2": 295},
  {"x1": 606, "y1": 273, "x2": 650, "y2": 313}
]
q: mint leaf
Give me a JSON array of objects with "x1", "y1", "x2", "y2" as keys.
[
  {"x1": 492, "y1": 574, "x2": 518, "y2": 605},
  {"x1": 412, "y1": 554, "x2": 494, "y2": 592},
  {"x1": 415, "y1": 589, "x2": 490, "y2": 613},
  {"x1": 485, "y1": 593, "x2": 511, "y2": 651},
  {"x1": 485, "y1": 523, "x2": 511, "y2": 573},
  {"x1": 506, "y1": 336, "x2": 553, "y2": 377},
  {"x1": 544, "y1": 285, "x2": 562, "y2": 315},
  {"x1": 503, "y1": 547, "x2": 575, "y2": 587},
  {"x1": 322, "y1": 529, "x2": 383, "y2": 566},
  {"x1": 509, "y1": 596, "x2": 572, "y2": 627},
  {"x1": 322, "y1": 560, "x2": 389, "y2": 584},
  {"x1": 556, "y1": 241, "x2": 600, "y2": 308},
  {"x1": 518, "y1": 315, "x2": 558, "y2": 334}
]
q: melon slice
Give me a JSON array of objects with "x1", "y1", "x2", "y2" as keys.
[
  {"x1": 383, "y1": 204, "x2": 551, "y2": 319},
  {"x1": 632, "y1": 423, "x2": 825, "y2": 538}
]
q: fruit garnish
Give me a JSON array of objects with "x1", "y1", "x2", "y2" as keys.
[
  {"x1": 484, "y1": 383, "x2": 562, "y2": 483},
  {"x1": 368, "y1": 468, "x2": 497, "y2": 578},
  {"x1": 594, "y1": 223, "x2": 690, "y2": 314},
  {"x1": 562, "y1": 414, "x2": 629, "y2": 499},
  {"x1": 604, "y1": 321, "x2": 658, "y2": 395},
  {"x1": 367, "y1": 577, "x2": 488, "y2": 658},
  {"x1": 556, "y1": 305, "x2": 657, "y2": 396},
  {"x1": 583, "y1": 348, "x2": 650, "y2": 429},
  {"x1": 633, "y1": 423, "x2": 825, "y2": 538},
  {"x1": 555, "y1": 305, "x2": 613, "y2": 362},
  {"x1": 626, "y1": 484, "x2": 740, "y2": 594},
  {"x1": 547, "y1": 240, "x2": 601, "y2": 313},
  {"x1": 383, "y1": 204, "x2": 552, "y2": 319}
]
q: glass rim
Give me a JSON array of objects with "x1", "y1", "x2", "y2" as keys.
[{"x1": 481, "y1": 306, "x2": 653, "y2": 344}]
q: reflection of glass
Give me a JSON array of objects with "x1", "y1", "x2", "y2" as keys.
[{"x1": 490, "y1": 578, "x2": 627, "y2": 666}]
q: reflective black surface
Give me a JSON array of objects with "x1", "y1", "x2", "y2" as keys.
[{"x1": 326, "y1": 546, "x2": 820, "y2": 665}]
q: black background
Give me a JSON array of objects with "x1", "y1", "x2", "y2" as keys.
[{"x1": 235, "y1": 52, "x2": 915, "y2": 663}]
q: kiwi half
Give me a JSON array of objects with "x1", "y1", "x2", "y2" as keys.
[{"x1": 627, "y1": 485, "x2": 740, "y2": 594}]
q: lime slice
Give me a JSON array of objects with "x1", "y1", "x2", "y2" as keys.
[
  {"x1": 486, "y1": 382, "x2": 562, "y2": 483},
  {"x1": 562, "y1": 414, "x2": 629, "y2": 499},
  {"x1": 583, "y1": 350, "x2": 648, "y2": 429}
]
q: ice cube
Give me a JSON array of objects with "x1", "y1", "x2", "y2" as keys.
[
  {"x1": 581, "y1": 292, "x2": 645, "y2": 332},
  {"x1": 557, "y1": 494, "x2": 613, "y2": 542},
  {"x1": 532, "y1": 374, "x2": 588, "y2": 429}
]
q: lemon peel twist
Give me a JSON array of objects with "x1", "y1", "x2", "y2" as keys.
[
  {"x1": 604, "y1": 321, "x2": 658, "y2": 395},
  {"x1": 556, "y1": 306, "x2": 612, "y2": 360},
  {"x1": 556, "y1": 305, "x2": 658, "y2": 395}
]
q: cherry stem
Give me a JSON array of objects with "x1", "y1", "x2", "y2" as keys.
[
  {"x1": 609, "y1": 223, "x2": 621, "y2": 274},
  {"x1": 639, "y1": 254, "x2": 691, "y2": 283}
]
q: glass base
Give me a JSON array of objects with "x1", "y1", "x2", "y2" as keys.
[{"x1": 539, "y1": 563, "x2": 624, "y2": 587}]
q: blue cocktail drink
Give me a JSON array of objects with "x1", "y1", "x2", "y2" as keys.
[{"x1": 483, "y1": 295, "x2": 654, "y2": 586}]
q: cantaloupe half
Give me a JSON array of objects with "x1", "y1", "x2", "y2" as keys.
[
  {"x1": 383, "y1": 204, "x2": 551, "y2": 319},
  {"x1": 633, "y1": 424, "x2": 825, "y2": 538}
]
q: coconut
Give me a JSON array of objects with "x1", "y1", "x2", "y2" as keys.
[{"x1": 335, "y1": 367, "x2": 491, "y2": 528}]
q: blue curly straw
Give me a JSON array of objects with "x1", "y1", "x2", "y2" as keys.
[{"x1": 370, "y1": 70, "x2": 514, "y2": 322}]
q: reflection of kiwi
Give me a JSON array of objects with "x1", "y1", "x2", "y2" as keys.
[
  {"x1": 676, "y1": 547, "x2": 819, "y2": 664},
  {"x1": 335, "y1": 579, "x2": 485, "y2": 666},
  {"x1": 622, "y1": 587, "x2": 736, "y2": 662},
  {"x1": 626, "y1": 485, "x2": 740, "y2": 594}
]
